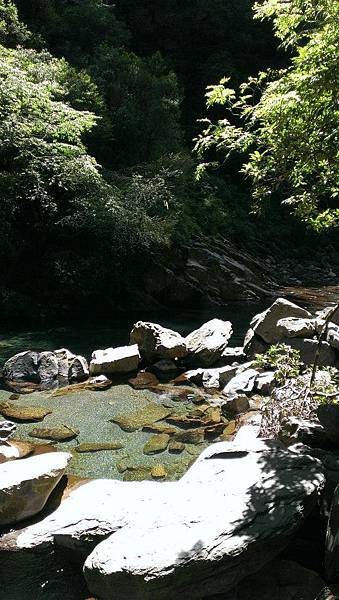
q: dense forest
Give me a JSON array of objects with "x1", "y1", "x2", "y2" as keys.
[{"x1": 0, "y1": 0, "x2": 338, "y2": 322}]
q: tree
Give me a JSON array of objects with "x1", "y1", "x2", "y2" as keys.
[{"x1": 195, "y1": 0, "x2": 339, "y2": 229}]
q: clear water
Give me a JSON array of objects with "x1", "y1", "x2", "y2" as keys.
[{"x1": 0, "y1": 301, "x2": 271, "y2": 600}]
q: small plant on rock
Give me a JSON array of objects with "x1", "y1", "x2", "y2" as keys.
[{"x1": 253, "y1": 343, "x2": 302, "y2": 385}]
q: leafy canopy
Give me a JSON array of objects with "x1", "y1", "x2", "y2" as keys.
[{"x1": 195, "y1": 0, "x2": 339, "y2": 229}]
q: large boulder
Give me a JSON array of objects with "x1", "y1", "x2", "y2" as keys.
[
  {"x1": 84, "y1": 439, "x2": 324, "y2": 600},
  {"x1": 243, "y1": 328, "x2": 268, "y2": 357},
  {"x1": 276, "y1": 317, "x2": 316, "y2": 339},
  {"x1": 317, "y1": 403, "x2": 339, "y2": 444},
  {"x1": 248, "y1": 298, "x2": 312, "y2": 345},
  {"x1": 0, "y1": 451, "x2": 71, "y2": 527},
  {"x1": 130, "y1": 322, "x2": 187, "y2": 363},
  {"x1": 223, "y1": 368, "x2": 259, "y2": 398},
  {"x1": 234, "y1": 559, "x2": 327, "y2": 600},
  {"x1": 38, "y1": 351, "x2": 59, "y2": 389},
  {"x1": 90, "y1": 345, "x2": 140, "y2": 375},
  {"x1": 284, "y1": 338, "x2": 336, "y2": 367},
  {"x1": 185, "y1": 318, "x2": 233, "y2": 366},
  {"x1": 69, "y1": 355, "x2": 89, "y2": 382},
  {"x1": 2, "y1": 349, "x2": 89, "y2": 389},
  {"x1": 2, "y1": 351, "x2": 39, "y2": 382}
]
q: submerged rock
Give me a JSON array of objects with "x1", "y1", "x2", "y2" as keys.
[
  {"x1": 51, "y1": 375, "x2": 112, "y2": 396},
  {"x1": 123, "y1": 466, "x2": 152, "y2": 482},
  {"x1": 152, "y1": 359, "x2": 178, "y2": 374},
  {"x1": 151, "y1": 464, "x2": 167, "y2": 479},
  {"x1": 173, "y1": 428, "x2": 204, "y2": 444},
  {"x1": 75, "y1": 442, "x2": 124, "y2": 453},
  {"x1": 69, "y1": 355, "x2": 89, "y2": 383},
  {"x1": 130, "y1": 321, "x2": 187, "y2": 363},
  {"x1": 185, "y1": 318, "x2": 233, "y2": 366},
  {"x1": 168, "y1": 440, "x2": 185, "y2": 453},
  {"x1": 0, "y1": 402, "x2": 52, "y2": 422},
  {"x1": 29, "y1": 425, "x2": 79, "y2": 441},
  {"x1": 128, "y1": 371, "x2": 159, "y2": 389},
  {"x1": 143, "y1": 434, "x2": 170, "y2": 455},
  {"x1": 90, "y1": 345, "x2": 140, "y2": 375},
  {"x1": 0, "y1": 451, "x2": 71, "y2": 527},
  {"x1": 38, "y1": 351, "x2": 59, "y2": 389},
  {"x1": 110, "y1": 403, "x2": 173, "y2": 433}
]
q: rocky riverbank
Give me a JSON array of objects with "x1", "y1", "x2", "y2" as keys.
[{"x1": 2, "y1": 297, "x2": 339, "y2": 598}]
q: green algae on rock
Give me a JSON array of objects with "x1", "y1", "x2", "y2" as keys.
[
  {"x1": 123, "y1": 465, "x2": 152, "y2": 481},
  {"x1": 75, "y1": 442, "x2": 124, "y2": 453},
  {"x1": 128, "y1": 372, "x2": 159, "y2": 389},
  {"x1": 173, "y1": 428, "x2": 205, "y2": 444},
  {"x1": 168, "y1": 439, "x2": 185, "y2": 453},
  {"x1": 0, "y1": 402, "x2": 52, "y2": 422},
  {"x1": 142, "y1": 423, "x2": 177, "y2": 435},
  {"x1": 151, "y1": 463, "x2": 167, "y2": 479},
  {"x1": 110, "y1": 402, "x2": 173, "y2": 432},
  {"x1": 29, "y1": 425, "x2": 80, "y2": 441},
  {"x1": 143, "y1": 433, "x2": 170, "y2": 455}
]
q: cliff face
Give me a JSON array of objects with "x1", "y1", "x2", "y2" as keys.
[{"x1": 141, "y1": 236, "x2": 278, "y2": 309}]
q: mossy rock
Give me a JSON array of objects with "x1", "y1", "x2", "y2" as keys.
[
  {"x1": 142, "y1": 423, "x2": 177, "y2": 435},
  {"x1": 75, "y1": 442, "x2": 124, "y2": 453},
  {"x1": 110, "y1": 403, "x2": 173, "y2": 432},
  {"x1": 128, "y1": 372, "x2": 159, "y2": 389},
  {"x1": 173, "y1": 428, "x2": 205, "y2": 444},
  {"x1": 29, "y1": 425, "x2": 79, "y2": 441},
  {"x1": 123, "y1": 465, "x2": 152, "y2": 481},
  {"x1": 151, "y1": 463, "x2": 167, "y2": 479},
  {"x1": 0, "y1": 402, "x2": 52, "y2": 422},
  {"x1": 168, "y1": 439, "x2": 185, "y2": 453},
  {"x1": 143, "y1": 433, "x2": 170, "y2": 455},
  {"x1": 219, "y1": 420, "x2": 237, "y2": 441}
]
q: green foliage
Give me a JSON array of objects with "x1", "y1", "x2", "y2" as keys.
[
  {"x1": 254, "y1": 343, "x2": 302, "y2": 385},
  {"x1": 196, "y1": 0, "x2": 339, "y2": 229},
  {"x1": 0, "y1": 0, "x2": 30, "y2": 46},
  {"x1": 87, "y1": 47, "x2": 182, "y2": 167}
]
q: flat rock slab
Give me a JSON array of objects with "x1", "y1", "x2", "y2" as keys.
[
  {"x1": 90, "y1": 345, "x2": 140, "y2": 375},
  {"x1": 84, "y1": 439, "x2": 324, "y2": 599},
  {"x1": 0, "y1": 402, "x2": 52, "y2": 422},
  {"x1": 29, "y1": 425, "x2": 79, "y2": 441},
  {"x1": 110, "y1": 403, "x2": 173, "y2": 432},
  {"x1": 0, "y1": 451, "x2": 71, "y2": 527},
  {"x1": 3, "y1": 439, "x2": 324, "y2": 600}
]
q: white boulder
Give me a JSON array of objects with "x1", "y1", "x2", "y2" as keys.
[
  {"x1": 276, "y1": 317, "x2": 316, "y2": 339},
  {"x1": 90, "y1": 345, "x2": 140, "y2": 375},
  {"x1": 130, "y1": 321, "x2": 187, "y2": 363},
  {"x1": 84, "y1": 439, "x2": 324, "y2": 600},
  {"x1": 249, "y1": 298, "x2": 312, "y2": 345},
  {"x1": 0, "y1": 451, "x2": 71, "y2": 527},
  {"x1": 185, "y1": 318, "x2": 233, "y2": 366}
]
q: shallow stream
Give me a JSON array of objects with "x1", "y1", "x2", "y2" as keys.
[{"x1": 0, "y1": 290, "x2": 337, "y2": 599}]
